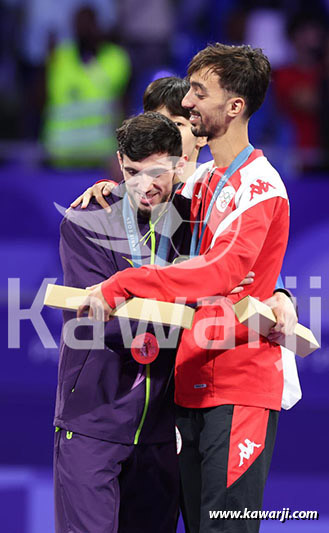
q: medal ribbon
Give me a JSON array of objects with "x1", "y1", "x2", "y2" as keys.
[
  {"x1": 123, "y1": 193, "x2": 171, "y2": 267},
  {"x1": 190, "y1": 144, "x2": 254, "y2": 257}
]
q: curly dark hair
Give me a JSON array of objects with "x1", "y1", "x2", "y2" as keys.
[
  {"x1": 187, "y1": 43, "x2": 271, "y2": 118},
  {"x1": 116, "y1": 111, "x2": 182, "y2": 161}
]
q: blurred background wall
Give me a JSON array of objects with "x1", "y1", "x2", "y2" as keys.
[{"x1": 1, "y1": 0, "x2": 329, "y2": 531}]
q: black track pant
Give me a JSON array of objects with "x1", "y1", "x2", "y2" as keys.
[{"x1": 176, "y1": 404, "x2": 279, "y2": 533}]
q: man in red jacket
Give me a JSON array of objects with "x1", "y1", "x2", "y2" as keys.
[{"x1": 79, "y1": 44, "x2": 292, "y2": 533}]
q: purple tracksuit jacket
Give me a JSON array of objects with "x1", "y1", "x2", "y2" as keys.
[{"x1": 54, "y1": 183, "x2": 191, "y2": 445}]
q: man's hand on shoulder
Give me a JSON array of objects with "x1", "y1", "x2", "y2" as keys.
[{"x1": 68, "y1": 181, "x2": 117, "y2": 212}]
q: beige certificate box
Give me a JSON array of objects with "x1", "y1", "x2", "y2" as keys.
[
  {"x1": 233, "y1": 295, "x2": 320, "y2": 358},
  {"x1": 44, "y1": 283, "x2": 195, "y2": 330}
]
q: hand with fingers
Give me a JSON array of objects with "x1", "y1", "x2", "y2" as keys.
[
  {"x1": 263, "y1": 291, "x2": 297, "y2": 343},
  {"x1": 77, "y1": 282, "x2": 113, "y2": 322},
  {"x1": 68, "y1": 181, "x2": 117, "y2": 212},
  {"x1": 230, "y1": 271, "x2": 255, "y2": 294}
]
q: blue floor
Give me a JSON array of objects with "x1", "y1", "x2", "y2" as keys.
[{"x1": 0, "y1": 467, "x2": 327, "y2": 532}]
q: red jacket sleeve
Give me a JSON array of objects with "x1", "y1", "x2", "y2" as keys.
[
  {"x1": 95, "y1": 179, "x2": 117, "y2": 185},
  {"x1": 101, "y1": 196, "x2": 283, "y2": 308}
]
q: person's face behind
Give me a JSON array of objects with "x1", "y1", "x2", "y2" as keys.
[
  {"x1": 156, "y1": 106, "x2": 206, "y2": 161},
  {"x1": 74, "y1": 8, "x2": 99, "y2": 46},
  {"x1": 182, "y1": 68, "x2": 240, "y2": 140},
  {"x1": 118, "y1": 152, "x2": 176, "y2": 217}
]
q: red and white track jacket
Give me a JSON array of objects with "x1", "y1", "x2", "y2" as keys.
[{"x1": 102, "y1": 149, "x2": 290, "y2": 411}]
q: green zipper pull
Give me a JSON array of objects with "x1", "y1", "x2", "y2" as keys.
[{"x1": 149, "y1": 219, "x2": 156, "y2": 266}]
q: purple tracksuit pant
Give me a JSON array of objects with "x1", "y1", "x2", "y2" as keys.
[{"x1": 54, "y1": 429, "x2": 179, "y2": 533}]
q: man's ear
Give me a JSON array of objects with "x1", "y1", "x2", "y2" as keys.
[
  {"x1": 117, "y1": 150, "x2": 123, "y2": 171},
  {"x1": 175, "y1": 156, "x2": 187, "y2": 179},
  {"x1": 227, "y1": 97, "x2": 245, "y2": 118},
  {"x1": 195, "y1": 136, "x2": 208, "y2": 150}
]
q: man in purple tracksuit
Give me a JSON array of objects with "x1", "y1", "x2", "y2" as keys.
[
  {"x1": 54, "y1": 112, "x2": 192, "y2": 533},
  {"x1": 54, "y1": 109, "x2": 296, "y2": 533}
]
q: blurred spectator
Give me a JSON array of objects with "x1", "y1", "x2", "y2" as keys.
[
  {"x1": 171, "y1": 0, "x2": 242, "y2": 77},
  {"x1": 0, "y1": 0, "x2": 119, "y2": 141},
  {"x1": 20, "y1": 0, "x2": 118, "y2": 67},
  {"x1": 272, "y1": 11, "x2": 327, "y2": 171},
  {"x1": 119, "y1": 0, "x2": 173, "y2": 70},
  {"x1": 319, "y1": 33, "x2": 329, "y2": 171},
  {"x1": 118, "y1": 0, "x2": 174, "y2": 113},
  {"x1": 41, "y1": 5, "x2": 130, "y2": 169},
  {"x1": 0, "y1": 0, "x2": 22, "y2": 140},
  {"x1": 244, "y1": 6, "x2": 291, "y2": 68},
  {"x1": 240, "y1": 4, "x2": 295, "y2": 174}
]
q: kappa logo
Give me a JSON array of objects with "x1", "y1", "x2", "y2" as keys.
[
  {"x1": 250, "y1": 179, "x2": 275, "y2": 200},
  {"x1": 238, "y1": 439, "x2": 261, "y2": 467},
  {"x1": 216, "y1": 186, "x2": 235, "y2": 213}
]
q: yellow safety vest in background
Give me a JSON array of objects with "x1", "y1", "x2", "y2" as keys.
[{"x1": 43, "y1": 41, "x2": 130, "y2": 168}]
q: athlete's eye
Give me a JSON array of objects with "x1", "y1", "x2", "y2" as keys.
[{"x1": 174, "y1": 122, "x2": 184, "y2": 127}]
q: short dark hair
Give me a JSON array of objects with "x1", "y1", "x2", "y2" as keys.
[
  {"x1": 143, "y1": 77, "x2": 190, "y2": 120},
  {"x1": 187, "y1": 43, "x2": 271, "y2": 118},
  {"x1": 116, "y1": 111, "x2": 182, "y2": 161}
]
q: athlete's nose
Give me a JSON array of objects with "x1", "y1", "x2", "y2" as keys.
[
  {"x1": 182, "y1": 88, "x2": 193, "y2": 109},
  {"x1": 137, "y1": 173, "x2": 154, "y2": 194}
]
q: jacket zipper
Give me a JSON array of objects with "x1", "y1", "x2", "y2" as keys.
[
  {"x1": 133, "y1": 364, "x2": 151, "y2": 444},
  {"x1": 133, "y1": 218, "x2": 156, "y2": 445}
]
